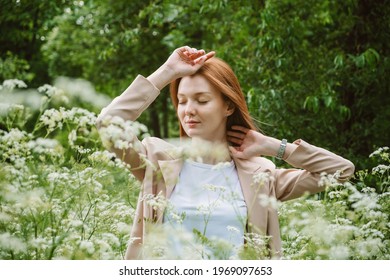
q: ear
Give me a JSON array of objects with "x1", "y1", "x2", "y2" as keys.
[{"x1": 225, "y1": 101, "x2": 235, "y2": 117}]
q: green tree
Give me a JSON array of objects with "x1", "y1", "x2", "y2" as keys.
[
  {"x1": 0, "y1": 0, "x2": 73, "y2": 86},
  {"x1": 27, "y1": 0, "x2": 390, "y2": 168}
]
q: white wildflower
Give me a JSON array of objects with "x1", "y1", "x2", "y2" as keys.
[
  {"x1": 2, "y1": 79, "x2": 27, "y2": 90},
  {"x1": 318, "y1": 171, "x2": 342, "y2": 188},
  {"x1": 142, "y1": 193, "x2": 168, "y2": 211},
  {"x1": 27, "y1": 138, "x2": 62, "y2": 155},
  {"x1": 39, "y1": 107, "x2": 96, "y2": 133},
  {"x1": 196, "y1": 201, "x2": 219, "y2": 216},
  {"x1": 202, "y1": 183, "x2": 226, "y2": 192},
  {"x1": 355, "y1": 238, "x2": 383, "y2": 258},
  {"x1": 38, "y1": 84, "x2": 63, "y2": 98},
  {"x1": 102, "y1": 233, "x2": 120, "y2": 247},
  {"x1": 369, "y1": 146, "x2": 389, "y2": 158},
  {"x1": 258, "y1": 193, "x2": 281, "y2": 209},
  {"x1": 69, "y1": 219, "x2": 84, "y2": 228},
  {"x1": 75, "y1": 146, "x2": 91, "y2": 154},
  {"x1": 243, "y1": 232, "x2": 270, "y2": 248},
  {"x1": 98, "y1": 116, "x2": 148, "y2": 151},
  {"x1": 39, "y1": 108, "x2": 65, "y2": 132},
  {"x1": 13, "y1": 157, "x2": 27, "y2": 169},
  {"x1": 372, "y1": 164, "x2": 390, "y2": 175},
  {"x1": 0, "y1": 233, "x2": 27, "y2": 252},
  {"x1": 79, "y1": 240, "x2": 95, "y2": 254},
  {"x1": 212, "y1": 161, "x2": 232, "y2": 170},
  {"x1": 54, "y1": 76, "x2": 111, "y2": 109},
  {"x1": 252, "y1": 172, "x2": 272, "y2": 187},
  {"x1": 350, "y1": 193, "x2": 381, "y2": 210},
  {"x1": 30, "y1": 237, "x2": 50, "y2": 250},
  {"x1": 328, "y1": 190, "x2": 344, "y2": 199},
  {"x1": 0, "y1": 212, "x2": 11, "y2": 222},
  {"x1": 116, "y1": 222, "x2": 131, "y2": 235},
  {"x1": 47, "y1": 171, "x2": 70, "y2": 182},
  {"x1": 227, "y1": 226, "x2": 240, "y2": 235},
  {"x1": 0, "y1": 103, "x2": 25, "y2": 117},
  {"x1": 8, "y1": 188, "x2": 45, "y2": 208},
  {"x1": 1, "y1": 128, "x2": 29, "y2": 143}
]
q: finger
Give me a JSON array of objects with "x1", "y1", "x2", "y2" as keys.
[
  {"x1": 227, "y1": 136, "x2": 243, "y2": 145},
  {"x1": 190, "y1": 49, "x2": 205, "y2": 59},
  {"x1": 227, "y1": 130, "x2": 245, "y2": 139},
  {"x1": 229, "y1": 146, "x2": 245, "y2": 159},
  {"x1": 189, "y1": 51, "x2": 203, "y2": 60},
  {"x1": 230, "y1": 125, "x2": 249, "y2": 133},
  {"x1": 194, "y1": 55, "x2": 207, "y2": 64},
  {"x1": 182, "y1": 46, "x2": 193, "y2": 53},
  {"x1": 194, "y1": 51, "x2": 215, "y2": 64},
  {"x1": 204, "y1": 51, "x2": 216, "y2": 60}
]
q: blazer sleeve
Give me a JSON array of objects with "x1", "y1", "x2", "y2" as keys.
[
  {"x1": 96, "y1": 75, "x2": 160, "y2": 180},
  {"x1": 273, "y1": 139, "x2": 355, "y2": 201}
]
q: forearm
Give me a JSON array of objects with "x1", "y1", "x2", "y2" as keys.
[
  {"x1": 285, "y1": 139, "x2": 355, "y2": 181},
  {"x1": 96, "y1": 75, "x2": 160, "y2": 126},
  {"x1": 147, "y1": 64, "x2": 178, "y2": 91}
]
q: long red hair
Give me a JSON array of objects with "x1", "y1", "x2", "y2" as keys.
[{"x1": 170, "y1": 57, "x2": 258, "y2": 137}]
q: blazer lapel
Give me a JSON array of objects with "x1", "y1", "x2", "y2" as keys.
[
  {"x1": 157, "y1": 158, "x2": 184, "y2": 198},
  {"x1": 234, "y1": 157, "x2": 269, "y2": 234}
]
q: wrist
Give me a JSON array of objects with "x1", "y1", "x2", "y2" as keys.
[
  {"x1": 147, "y1": 64, "x2": 177, "y2": 90},
  {"x1": 276, "y1": 139, "x2": 288, "y2": 160},
  {"x1": 258, "y1": 136, "x2": 280, "y2": 157}
]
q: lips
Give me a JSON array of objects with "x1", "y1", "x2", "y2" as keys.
[{"x1": 185, "y1": 120, "x2": 200, "y2": 128}]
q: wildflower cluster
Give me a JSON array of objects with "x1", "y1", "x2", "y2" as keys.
[
  {"x1": 0, "y1": 79, "x2": 145, "y2": 259},
  {"x1": 98, "y1": 115, "x2": 149, "y2": 151},
  {"x1": 0, "y1": 78, "x2": 388, "y2": 260},
  {"x1": 279, "y1": 147, "x2": 389, "y2": 259}
]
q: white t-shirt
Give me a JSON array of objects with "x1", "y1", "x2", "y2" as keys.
[{"x1": 163, "y1": 159, "x2": 247, "y2": 258}]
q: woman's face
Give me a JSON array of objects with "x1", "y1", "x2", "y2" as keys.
[{"x1": 177, "y1": 74, "x2": 232, "y2": 142}]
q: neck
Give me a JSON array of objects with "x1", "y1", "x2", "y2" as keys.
[{"x1": 187, "y1": 137, "x2": 231, "y2": 165}]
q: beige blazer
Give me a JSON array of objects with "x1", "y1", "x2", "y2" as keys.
[{"x1": 96, "y1": 75, "x2": 355, "y2": 259}]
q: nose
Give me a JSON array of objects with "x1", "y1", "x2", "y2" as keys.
[{"x1": 184, "y1": 100, "x2": 196, "y2": 116}]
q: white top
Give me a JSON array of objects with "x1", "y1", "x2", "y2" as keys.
[{"x1": 163, "y1": 159, "x2": 247, "y2": 258}]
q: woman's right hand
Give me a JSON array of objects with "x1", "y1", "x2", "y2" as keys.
[
  {"x1": 164, "y1": 46, "x2": 215, "y2": 79},
  {"x1": 147, "y1": 46, "x2": 215, "y2": 90}
]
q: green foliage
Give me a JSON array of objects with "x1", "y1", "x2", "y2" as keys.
[
  {"x1": 0, "y1": 0, "x2": 73, "y2": 86},
  {"x1": 28, "y1": 0, "x2": 389, "y2": 168},
  {"x1": 1, "y1": 1, "x2": 389, "y2": 258}
]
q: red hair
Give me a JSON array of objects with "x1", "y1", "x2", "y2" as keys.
[{"x1": 170, "y1": 57, "x2": 258, "y2": 137}]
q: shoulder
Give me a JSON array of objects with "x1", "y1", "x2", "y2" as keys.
[
  {"x1": 234, "y1": 156, "x2": 276, "y2": 173},
  {"x1": 141, "y1": 137, "x2": 181, "y2": 160}
]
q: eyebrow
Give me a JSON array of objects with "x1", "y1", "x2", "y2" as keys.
[{"x1": 177, "y1": 92, "x2": 213, "y2": 97}]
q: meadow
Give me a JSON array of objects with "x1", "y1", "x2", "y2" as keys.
[{"x1": 0, "y1": 78, "x2": 388, "y2": 260}]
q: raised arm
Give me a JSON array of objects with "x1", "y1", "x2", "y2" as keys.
[{"x1": 227, "y1": 125, "x2": 355, "y2": 201}]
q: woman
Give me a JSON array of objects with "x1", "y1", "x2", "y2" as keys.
[{"x1": 96, "y1": 46, "x2": 355, "y2": 259}]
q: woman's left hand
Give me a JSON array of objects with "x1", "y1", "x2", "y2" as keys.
[
  {"x1": 227, "y1": 125, "x2": 292, "y2": 159},
  {"x1": 227, "y1": 126, "x2": 265, "y2": 159}
]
